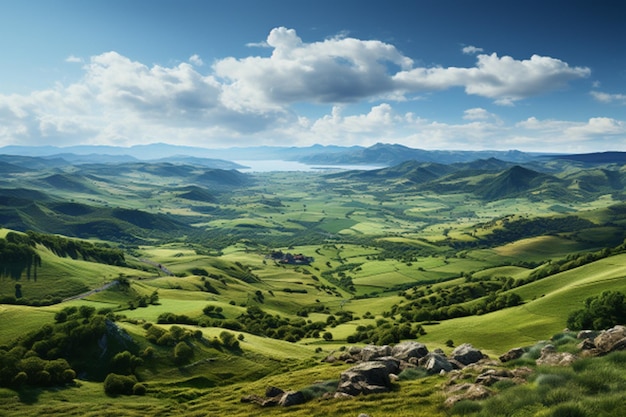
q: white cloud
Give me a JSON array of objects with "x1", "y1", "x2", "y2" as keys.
[
  {"x1": 65, "y1": 55, "x2": 83, "y2": 63},
  {"x1": 394, "y1": 53, "x2": 590, "y2": 105},
  {"x1": 462, "y1": 45, "x2": 483, "y2": 55},
  {"x1": 463, "y1": 108, "x2": 492, "y2": 120},
  {"x1": 591, "y1": 91, "x2": 626, "y2": 105},
  {"x1": 189, "y1": 54, "x2": 204, "y2": 66}
]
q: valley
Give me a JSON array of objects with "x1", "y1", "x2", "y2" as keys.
[{"x1": 0, "y1": 146, "x2": 625, "y2": 416}]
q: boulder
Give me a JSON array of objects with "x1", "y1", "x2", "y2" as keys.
[
  {"x1": 337, "y1": 361, "x2": 394, "y2": 396},
  {"x1": 391, "y1": 341, "x2": 429, "y2": 361},
  {"x1": 372, "y1": 356, "x2": 401, "y2": 375},
  {"x1": 278, "y1": 391, "x2": 306, "y2": 407},
  {"x1": 499, "y1": 347, "x2": 525, "y2": 363},
  {"x1": 475, "y1": 369, "x2": 514, "y2": 386},
  {"x1": 452, "y1": 343, "x2": 484, "y2": 366},
  {"x1": 593, "y1": 325, "x2": 626, "y2": 355},
  {"x1": 444, "y1": 384, "x2": 492, "y2": 407},
  {"x1": 577, "y1": 330, "x2": 597, "y2": 341},
  {"x1": 265, "y1": 386, "x2": 284, "y2": 398},
  {"x1": 536, "y1": 346, "x2": 577, "y2": 366},
  {"x1": 360, "y1": 345, "x2": 392, "y2": 361},
  {"x1": 421, "y1": 352, "x2": 453, "y2": 374}
]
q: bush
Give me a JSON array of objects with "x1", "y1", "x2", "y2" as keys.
[
  {"x1": 103, "y1": 373, "x2": 137, "y2": 396},
  {"x1": 132, "y1": 382, "x2": 147, "y2": 395},
  {"x1": 174, "y1": 342, "x2": 193, "y2": 365}
]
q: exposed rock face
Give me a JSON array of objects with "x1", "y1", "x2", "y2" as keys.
[
  {"x1": 337, "y1": 361, "x2": 396, "y2": 396},
  {"x1": 451, "y1": 343, "x2": 484, "y2": 365},
  {"x1": 499, "y1": 347, "x2": 525, "y2": 363}
]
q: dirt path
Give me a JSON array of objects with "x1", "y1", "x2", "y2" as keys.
[{"x1": 62, "y1": 281, "x2": 119, "y2": 302}]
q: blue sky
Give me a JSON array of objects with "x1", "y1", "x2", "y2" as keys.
[{"x1": 0, "y1": 0, "x2": 624, "y2": 152}]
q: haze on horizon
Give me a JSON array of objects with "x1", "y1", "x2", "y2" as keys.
[{"x1": 0, "y1": 0, "x2": 624, "y2": 153}]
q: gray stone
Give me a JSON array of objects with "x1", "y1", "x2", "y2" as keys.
[
  {"x1": 391, "y1": 341, "x2": 429, "y2": 361},
  {"x1": 278, "y1": 390, "x2": 306, "y2": 407},
  {"x1": 452, "y1": 343, "x2": 485, "y2": 366},
  {"x1": 421, "y1": 352, "x2": 453, "y2": 374},
  {"x1": 337, "y1": 361, "x2": 394, "y2": 396},
  {"x1": 499, "y1": 347, "x2": 525, "y2": 363}
]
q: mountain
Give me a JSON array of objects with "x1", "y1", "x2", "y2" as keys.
[
  {"x1": 550, "y1": 151, "x2": 626, "y2": 164},
  {"x1": 476, "y1": 165, "x2": 563, "y2": 200},
  {"x1": 300, "y1": 143, "x2": 543, "y2": 165}
]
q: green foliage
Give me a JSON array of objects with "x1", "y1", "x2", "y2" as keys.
[
  {"x1": 173, "y1": 342, "x2": 193, "y2": 364},
  {"x1": 567, "y1": 290, "x2": 626, "y2": 330},
  {"x1": 103, "y1": 373, "x2": 138, "y2": 396}
]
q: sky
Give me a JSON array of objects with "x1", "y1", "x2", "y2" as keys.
[{"x1": 0, "y1": 0, "x2": 625, "y2": 153}]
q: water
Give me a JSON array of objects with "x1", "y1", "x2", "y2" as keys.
[{"x1": 235, "y1": 160, "x2": 385, "y2": 173}]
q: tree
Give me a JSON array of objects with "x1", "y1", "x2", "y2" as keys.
[
  {"x1": 14, "y1": 284, "x2": 22, "y2": 299},
  {"x1": 173, "y1": 342, "x2": 193, "y2": 365},
  {"x1": 322, "y1": 331, "x2": 333, "y2": 341},
  {"x1": 567, "y1": 290, "x2": 626, "y2": 330}
]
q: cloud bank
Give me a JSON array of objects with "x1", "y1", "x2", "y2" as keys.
[{"x1": 0, "y1": 27, "x2": 619, "y2": 152}]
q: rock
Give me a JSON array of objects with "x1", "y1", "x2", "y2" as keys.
[
  {"x1": 421, "y1": 352, "x2": 453, "y2": 375},
  {"x1": 452, "y1": 343, "x2": 484, "y2": 366},
  {"x1": 499, "y1": 347, "x2": 525, "y2": 363},
  {"x1": 577, "y1": 338, "x2": 596, "y2": 351},
  {"x1": 372, "y1": 356, "x2": 401, "y2": 375},
  {"x1": 536, "y1": 349, "x2": 577, "y2": 366},
  {"x1": 278, "y1": 390, "x2": 306, "y2": 407},
  {"x1": 391, "y1": 341, "x2": 429, "y2": 361},
  {"x1": 337, "y1": 361, "x2": 394, "y2": 396},
  {"x1": 265, "y1": 386, "x2": 284, "y2": 398},
  {"x1": 475, "y1": 369, "x2": 514, "y2": 386},
  {"x1": 593, "y1": 325, "x2": 626, "y2": 354},
  {"x1": 360, "y1": 345, "x2": 392, "y2": 361},
  {"x1": 241, "y1": 394, "x2": 264, "y2": 405},
  {"x1": 577, "y1": 330, "x2": 597, "y2": 341},
  {"x1": 444, "y1": 384, "x2": 492, "y2": 407}
]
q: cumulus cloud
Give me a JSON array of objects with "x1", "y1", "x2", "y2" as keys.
[
  {"x1": 462, "y1": 45, "x2": 483, "y2": 55},
  {"x1": 214, "y1": 27, "x2": 414, "y2": 112},
  {"x1": 394, "y1": 53, "x2": 590, "y2": 105},
  {"x1": 65, "y1": 55, "x2": 83, "y2": 63},
  {"x1": 591, "y1": 91, "x2": 626, "y2": 105},
  {"x1": 463, "y1": 108, "x2": 492, "y2": 120},
  {"x1": 189, "y1": 54, "x2": 204, "y2": 66}
]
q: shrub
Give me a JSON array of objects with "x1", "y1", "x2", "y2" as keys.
[
  {"x1": 103, "y1": 373, "x2": 137, "y2": 396},
  {"x1": 174, "y1": 342, "x2": 193, "y2": 365},
  {"x1": 132, "y1": 382, "x2": 147, "y2": 396}
]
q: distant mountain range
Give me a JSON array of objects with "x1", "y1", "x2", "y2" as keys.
[{"x1": 2, "y1": 143, "x2": 626, "y2": 168}]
